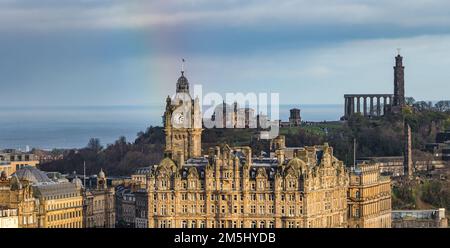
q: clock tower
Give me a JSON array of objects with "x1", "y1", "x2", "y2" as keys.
[{"x1": 163, "y1": 67, "x2": 202, "y2": 165}]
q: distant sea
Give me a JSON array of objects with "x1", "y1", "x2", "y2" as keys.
[{"x1": 0, "y1": 104, "x2": 343, "y2": 150}]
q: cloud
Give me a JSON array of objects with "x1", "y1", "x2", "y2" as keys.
[
  {"x1": 142, "y1": 34, "x2": 450, "y2": 104},
  {"x1": 2, "y1": 0, "x2": 450, "y2": 31}
]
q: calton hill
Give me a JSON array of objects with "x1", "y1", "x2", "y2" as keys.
[{"x1": 39, "y1": 100, "x2": 450, "y2": 212}]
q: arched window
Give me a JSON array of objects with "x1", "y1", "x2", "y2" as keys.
[{"x1": 259, "y1": 221, "x2": 265, "y2": 228}]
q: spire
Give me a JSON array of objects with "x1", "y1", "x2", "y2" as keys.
[{"x1": 176, "y1": 59, "x2": 189, "y2": 93}]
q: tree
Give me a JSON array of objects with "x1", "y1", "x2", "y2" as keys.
[
  {"x1": 413, "y1": 101, "x2": 433, "y2": 112},
  {"x1": 405, "y1": 97, "x2": 416, "y2": 106},
  {"x1": 435, "y1": 101, "x2": 450, "y2": 112},
  {"x1": 86, "y1": 138, "x2": 103, "y2": 153}
]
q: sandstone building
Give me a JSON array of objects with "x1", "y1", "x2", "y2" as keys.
[
  {"x1": 0, "y1": 166, "x2": 83, "y2": 228},
  {"x1": 81, "y1": 169, "x2": 115, "y2": 228},
  {"x1": 392, "y1": 208, "x2": 447, "y2": 228},
  {"x1": 347, "y1": 163, "x2": 391, "y2": 228},
  {"x1": 145, "y1": 143, "x2": 349, "y2": 228},
  {"x1": 0, "y1": 207, "x2": 18, "y2": 228},
  {"x1": 0, "y1": 150, "x2": 40, "y2": 177}
]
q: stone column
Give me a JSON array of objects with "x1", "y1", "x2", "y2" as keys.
[
  {"x1": 350, "y1": 97, "x2": 355, "y2": 116},
  {"x1": 370, "y1": 97, "x2": 374, "y2": 117},
  {"x1": 376, "y1": 97, "x2": 381, "y2": 116},
  {"x1": 344, "y1": 97, "x2": 348, "y2": 117},
  {"x1": 363, "y1": 97, "x2": 367, "y2": 116},
  {"x1": 383, "y1": 96, "x2": 387, "y2": 115},
  {"x1": 357, "y1": 97, "x2": 361, "y2": 114}
]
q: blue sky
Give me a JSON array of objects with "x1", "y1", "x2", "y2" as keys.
[{"x1": 1, "y1": 0, "x2": 450, "y2": 106}]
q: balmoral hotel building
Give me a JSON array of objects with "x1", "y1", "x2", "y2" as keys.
[{"x1": 131, "y1": 68, "x2": 389, "y2": 228}]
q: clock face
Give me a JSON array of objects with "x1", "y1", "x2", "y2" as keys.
[{"x1": 174, "y1": 113, "x2": 184, "y2": 125}]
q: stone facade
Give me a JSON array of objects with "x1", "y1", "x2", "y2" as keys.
[
  {"x1": 0, "y1": 172, "x2": 38, "y2": 228},
  {"x1": 0, "y1": 208, "x2": 18, "y2": 228},
  {"x1": 33, "y1": 182, "x2": 83, "y2": 228},
  {"x1": 115, "y1": 186, "x2": 136, "y2": 228},
  {"x1": 163, "y1": 70, "x2": 202, "y2": 165},
  {"x1": 82, "y1": 170, "x2": 115, "y2": 228},
  {"x1": 0, "y1": 150, "x2": 40, "y2": 177},
  {"x1": 145, "y1": 143, "x2": 349, "y2": 228},
  {"x1": 289, "y1": 108, "x2": 301, "y2": 126},
  {"x1": 392, "y1": 208, "x2": 448, "y2": 228},
  {"x1": 393, "y1": 54, "x2": 405, "y2": 107},
  {"x1": 0, "y1": 167, "x2": 84, "y2": 228},
  {"x1": 347, "y1": 163, "x2": 391, "y2": 228}
]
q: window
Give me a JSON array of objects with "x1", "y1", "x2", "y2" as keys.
[
  {"x1": 251, "y1": 221, "x2": 257, "y2": 228},
  {"x1": 259, "y1": 221, "x2": 265, "y2": 228},
  {"x1": 259, "y1": 205, "x2": 265, "y2": 214},
  {"x1": 191, "y1": 221, "x2": 196, "y2": 228},
  {"x1": 182, "y1": 221, "x2": 188, "y2": 228},
  {"x1": 269, "y1": 221, "x2": 274, "y2": 228},
  {"x1": 251, "y1": 205, "x2": 256, "y2": 214}
]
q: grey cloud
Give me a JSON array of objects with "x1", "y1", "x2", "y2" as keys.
[{"x1": 2, "y1": 0, "x2": 450, "y2": 31}]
